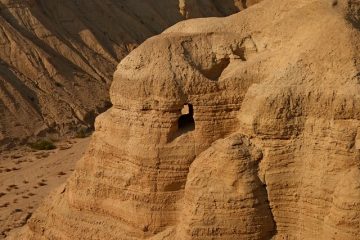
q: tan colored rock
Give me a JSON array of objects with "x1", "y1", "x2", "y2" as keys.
[
  {"x1": 11, "y1": 0, "x2": 360, "y2": 239},
  {"x1": 0, "y1": 0, "x2": 243, "y2": 147},
  {"x1": 174, "y1": 134, "x2": 275, "y2": 239}
]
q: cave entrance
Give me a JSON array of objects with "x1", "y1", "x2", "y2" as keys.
[{"x1": 178, "y1": 104, "x2": 195, "y2": 132}]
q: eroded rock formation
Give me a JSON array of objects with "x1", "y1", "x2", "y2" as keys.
[
  {"x1": 11, "y1": 0, "x2": 360, "y2": 239},
  {"x1": 0, "y1": 0, "x2": 244, "y2": 146}
]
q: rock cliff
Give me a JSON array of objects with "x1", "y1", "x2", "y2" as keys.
[
  {"x1": 0, "y1": 0, "x2": 246, "y2": 146},
  {"x1": 11, "y1": 0, "x2": 360, "y2": 239}
]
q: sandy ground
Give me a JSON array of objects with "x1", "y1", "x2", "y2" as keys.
[{"x1": 0, "y1": 137, "x2": 90, "y2": 239}]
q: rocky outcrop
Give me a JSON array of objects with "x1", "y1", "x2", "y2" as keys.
[
  {"x1": 11, "y1": 0, "x2": 360, "y2": 239},
  {"x1": 174, "y1": 134, "x2": 275, "y2": 239},
  {"x1": 0, "y1": 0, "x2": 244, "y2": 147}
]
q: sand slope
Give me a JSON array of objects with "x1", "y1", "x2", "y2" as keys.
[{"x1": 0, "y1": 137, "x2": 90, "y2": 238}]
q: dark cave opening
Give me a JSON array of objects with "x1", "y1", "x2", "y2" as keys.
[{"x1": 178, "y1": 104, "x2": 195, "y2": 132}]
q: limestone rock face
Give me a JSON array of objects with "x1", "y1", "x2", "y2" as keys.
[
  {"x1": 12, "y1": 0, "x2": 360, "y2": 239},
  {"x1": 0, "y1": 0, "x2": 243, "y2": 147},
  {"x1": 175, "y1": 135, "x2": 275, "y2": 239}
]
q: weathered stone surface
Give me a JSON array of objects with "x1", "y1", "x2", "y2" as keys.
[
  {"x1": 11, "y1": 0, "x2": 360, "y2": 239},
  {"x1": 0, "y1": 0, "x2": 243, "y2": 147}
]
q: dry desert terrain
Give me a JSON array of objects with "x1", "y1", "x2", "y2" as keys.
[
  {"x1": 2, "y1": 0, "x2": 360, "y2": 239},
  {"x1": 0, "y1": 137, "x2": 90, "y2": 238}
]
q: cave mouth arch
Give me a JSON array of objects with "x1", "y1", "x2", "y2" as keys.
[{"x1": 178, "y1": 104, "x2": 195, "y2": 132}]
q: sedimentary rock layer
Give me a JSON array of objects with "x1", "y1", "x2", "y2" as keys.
[
  {"x1": 12, "y1": 0, "x2": 360, "y2": 239},
  {"x1": 0, "y1": 0, "x2": 246, "y2": 146}
]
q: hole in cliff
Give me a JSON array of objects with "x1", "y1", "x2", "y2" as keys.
[
  {"x1": 178, "y1": 104, "x2": 195, "y2": 132},
  {"x1": 167, "y1": 104, "x2": 195, "y2": 142},
  {"x1": 200, "y1": 58, "x2": 230, "y2": 81},
  {"x1": 232, "y1": 47, "x2": 247, "y2": 61},
  {"x1": 241, "y1": 0, "x2": 248, "y2": 9},
  {"x1": 164, "y1": 181, "x2": 185, "y2": 191}
]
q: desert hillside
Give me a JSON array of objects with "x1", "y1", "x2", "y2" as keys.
[
  {"x1": 9, "y1": 0, "x2": 360, "y2": 239},
  {"x1": 0, "y1": 0, "x2": 252, "y2": 147}
]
